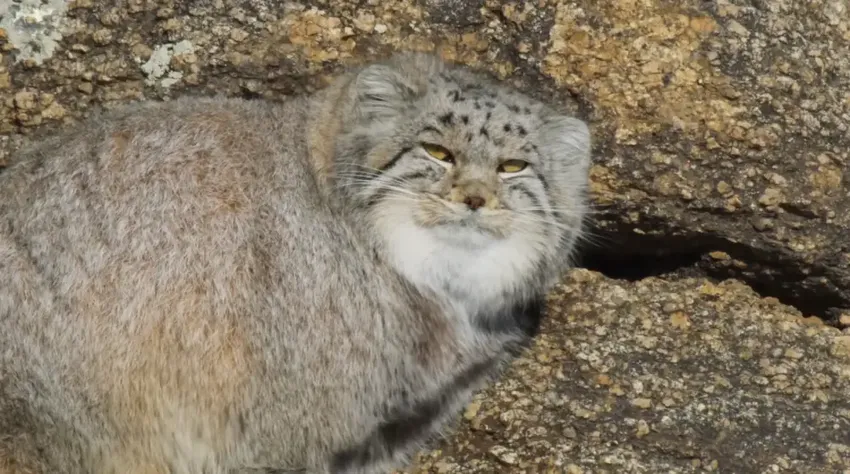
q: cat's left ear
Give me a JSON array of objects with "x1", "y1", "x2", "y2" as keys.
[
  {"x1": 538, "y1": 115, "x2": 591, "y2": 169},
  {"x1": 354, "y1": 65, "x2": 416, "y2": 121},
  {"x1": 352, "y1": 53, "x2": 444, "y2": 123}
]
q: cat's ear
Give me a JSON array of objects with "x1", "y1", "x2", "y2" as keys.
[
  {"x1": 353, "y1": 64, "x2": 421, "y2": 122},
  {"x1": 538, "y1": 115, "x2": 591, "y2": 169},
  {"x1": 353, "y1": 53, "x2": 444, "y2": 122}
]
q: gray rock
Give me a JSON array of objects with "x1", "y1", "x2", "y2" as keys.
[{"x1": 0, "y1": 1, "x2": 848, "y2": 472}]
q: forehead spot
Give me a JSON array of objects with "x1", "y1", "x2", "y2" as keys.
[
  {"x1": 503, "y1": 123, "x2": 511, "y2": 132},
  {"x1": 447, "y1": 90, "x2": 465, "y2": 102},
  {"x1": 461, "y1": 115, "x2": 469, "y2": 124},
  {"x1": 439, "y1": 112, "x2": 454, "y2": 125}
]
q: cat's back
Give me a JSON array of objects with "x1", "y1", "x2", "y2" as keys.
[
  {"x1": 0, "y1": 95, "x2": 332, "y2": 471},
  {"x1": 0, "y1": 94, "x2": 320, "y2": 275},
  {"x1": 0, "y1": 95, "x2": 314, "y2": 221},
  {"x1": 0, "y1": 95, "x2": 318, "y2": 335}
]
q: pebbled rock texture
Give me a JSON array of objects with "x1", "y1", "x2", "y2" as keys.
[{"x1": 1, "y1": 0, "x2": 849, "y2": 472}]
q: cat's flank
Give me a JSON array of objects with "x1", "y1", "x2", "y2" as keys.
[{"x1": 0, "y1": 53, "x2": 591, "y2": 473}]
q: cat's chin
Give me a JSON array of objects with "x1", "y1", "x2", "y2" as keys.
[
  {"x1": 383, "y1": 217, "x2": 543, "y2": 319},
  {"x1": 428, "y1": 223, "x2": 502, "y2": 248}
]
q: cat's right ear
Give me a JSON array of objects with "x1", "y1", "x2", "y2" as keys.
[
  {"x1": 353, "y1": 64, "x2": 421, "y2": 122},
  {"x1": 538, "y1": 115, "x2": 591, "y2": 170}
]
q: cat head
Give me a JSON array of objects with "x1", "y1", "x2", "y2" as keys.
[{"x1": 328, "y1": 53, "x2": 591, "y2": 302}]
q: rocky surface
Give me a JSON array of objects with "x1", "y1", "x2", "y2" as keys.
[
  {"x1": 403, "y1": 270, "x2": 850, "y2": 473},
  {"x1": 1, "y1": 0, "x2": 849, "y2": 472}
]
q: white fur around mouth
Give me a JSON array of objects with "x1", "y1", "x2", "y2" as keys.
[
  {"x1": 430, "y1": 224, "x2": 496, "y2": 248},
  {"x1": 378, "y1": 208, "x2": 541, "y2": 317}
]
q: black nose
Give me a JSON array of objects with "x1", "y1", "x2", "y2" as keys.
[{"x1": 464, "y1": 195, "x2": 486, "y2": 210}]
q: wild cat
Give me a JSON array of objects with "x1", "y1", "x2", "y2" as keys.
[{"x1": 0, "y1": 53, "x2": 591, "y2": 473}]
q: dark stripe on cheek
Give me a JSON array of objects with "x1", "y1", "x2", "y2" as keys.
[
  {"x1": 380, "y1": 147, "x2": 412, "y2": 172},
  {"x1": 366, "y1": 186, "x2": 391, "y2": 207},
  {"x1": 510, "y1": 181, "x2": 543, "y2": 212},
  {"x1": 397, "y1": 169, "x2": 430, "y2": 183},
  {"x1": 535, "y1": 170, "x2": 550, "y2": 191},
  {"x1": 367, "y1": 165, "x2": 434, "y2": 206}
]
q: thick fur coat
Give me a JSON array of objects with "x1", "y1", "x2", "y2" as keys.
[{"x1": 0, "y1": 54, "x2": 591, "y2": 473}]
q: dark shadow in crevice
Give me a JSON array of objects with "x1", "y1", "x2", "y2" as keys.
[
  {"x1": 574, "y1": 218, "x2": 848, "y2": 325},
  {"x1": 575, "y1": 249, "x2": 705, "y2": 282}
]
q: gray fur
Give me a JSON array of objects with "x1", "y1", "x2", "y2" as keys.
[{"x1": 0, "y1": 53, "x2": 591, "y2": 473}]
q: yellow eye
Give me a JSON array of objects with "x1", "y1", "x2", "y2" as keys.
[
  {"x1": 498, "y1": 159, "x2": 528, "y2": 174},
  {"x1": 423, "y1": 143, "x2": 455, "y2": 163}
]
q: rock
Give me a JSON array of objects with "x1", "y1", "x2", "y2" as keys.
[
  {"x1": 758, "y1": 187, "x2": 785, "y2": 207},
  {"x1": 77, "y1": 82, "x2": 94, "y2": 94},
  {"x1": 352, "y1": 13, "x2": 376, "y2": 32},
  {"x1": 487, "y1": 446, "x2": 518, "y2": 466},
  {"x1": 406, "y1": 272, "x2": 850, "y2": 473},
  {"x1": 40, "y1": 101, "x2": 66, "y2": 120},
  {"x1": 229, "y1": 28, "x2": 249, "y2": 43},
  {"x1": 0, "y1": 0, "x2": 68, "y2": 64},
  {"x1": 670, "y1": 311, "x2": 691, "y2": 330},
  {"x1": 832, "y1": 336, "x2": 850, "y2": 358},
  {"x1": 565, "y1": 465, "x2": 583, "y2": 474},
  {"x1": 91, "y1": 28, "x2": 114, "y2": 45},
  {"x1": 810, "y1": 165, "x2": 843, "y2": 193},
  {"x1": 635, "y1": 419, "x2": 651, "y2": 438},
  {"x1": 131, "y1": 43, "x2": 153, "y2": 61},
  {"x1": 12, "y1": 90, "x2": 37, "y2": 110},
  {"x1": 630, "y1": 398, "x2": 652, "y2": 409},
  {"x1": 462, "y1": 400, "x2": 480, "y2": 421},
  {"x1": 0, "y1": 1, "x2": 849, "y2": 473}
]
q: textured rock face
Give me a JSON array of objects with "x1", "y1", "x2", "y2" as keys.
[
  {"x1": 407, "y1": 270, "x2": 850, "y2": 473},
  {"x1": 1, "y1": 0, "x2": 849, "y2": 472}
]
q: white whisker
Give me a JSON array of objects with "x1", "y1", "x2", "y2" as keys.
[
  {"x1": 513, "y1": 206, "x2": 597, "y2": 217},
  {"x1": 511, "y1": 214, "x2": 578, "y2": 234}
]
